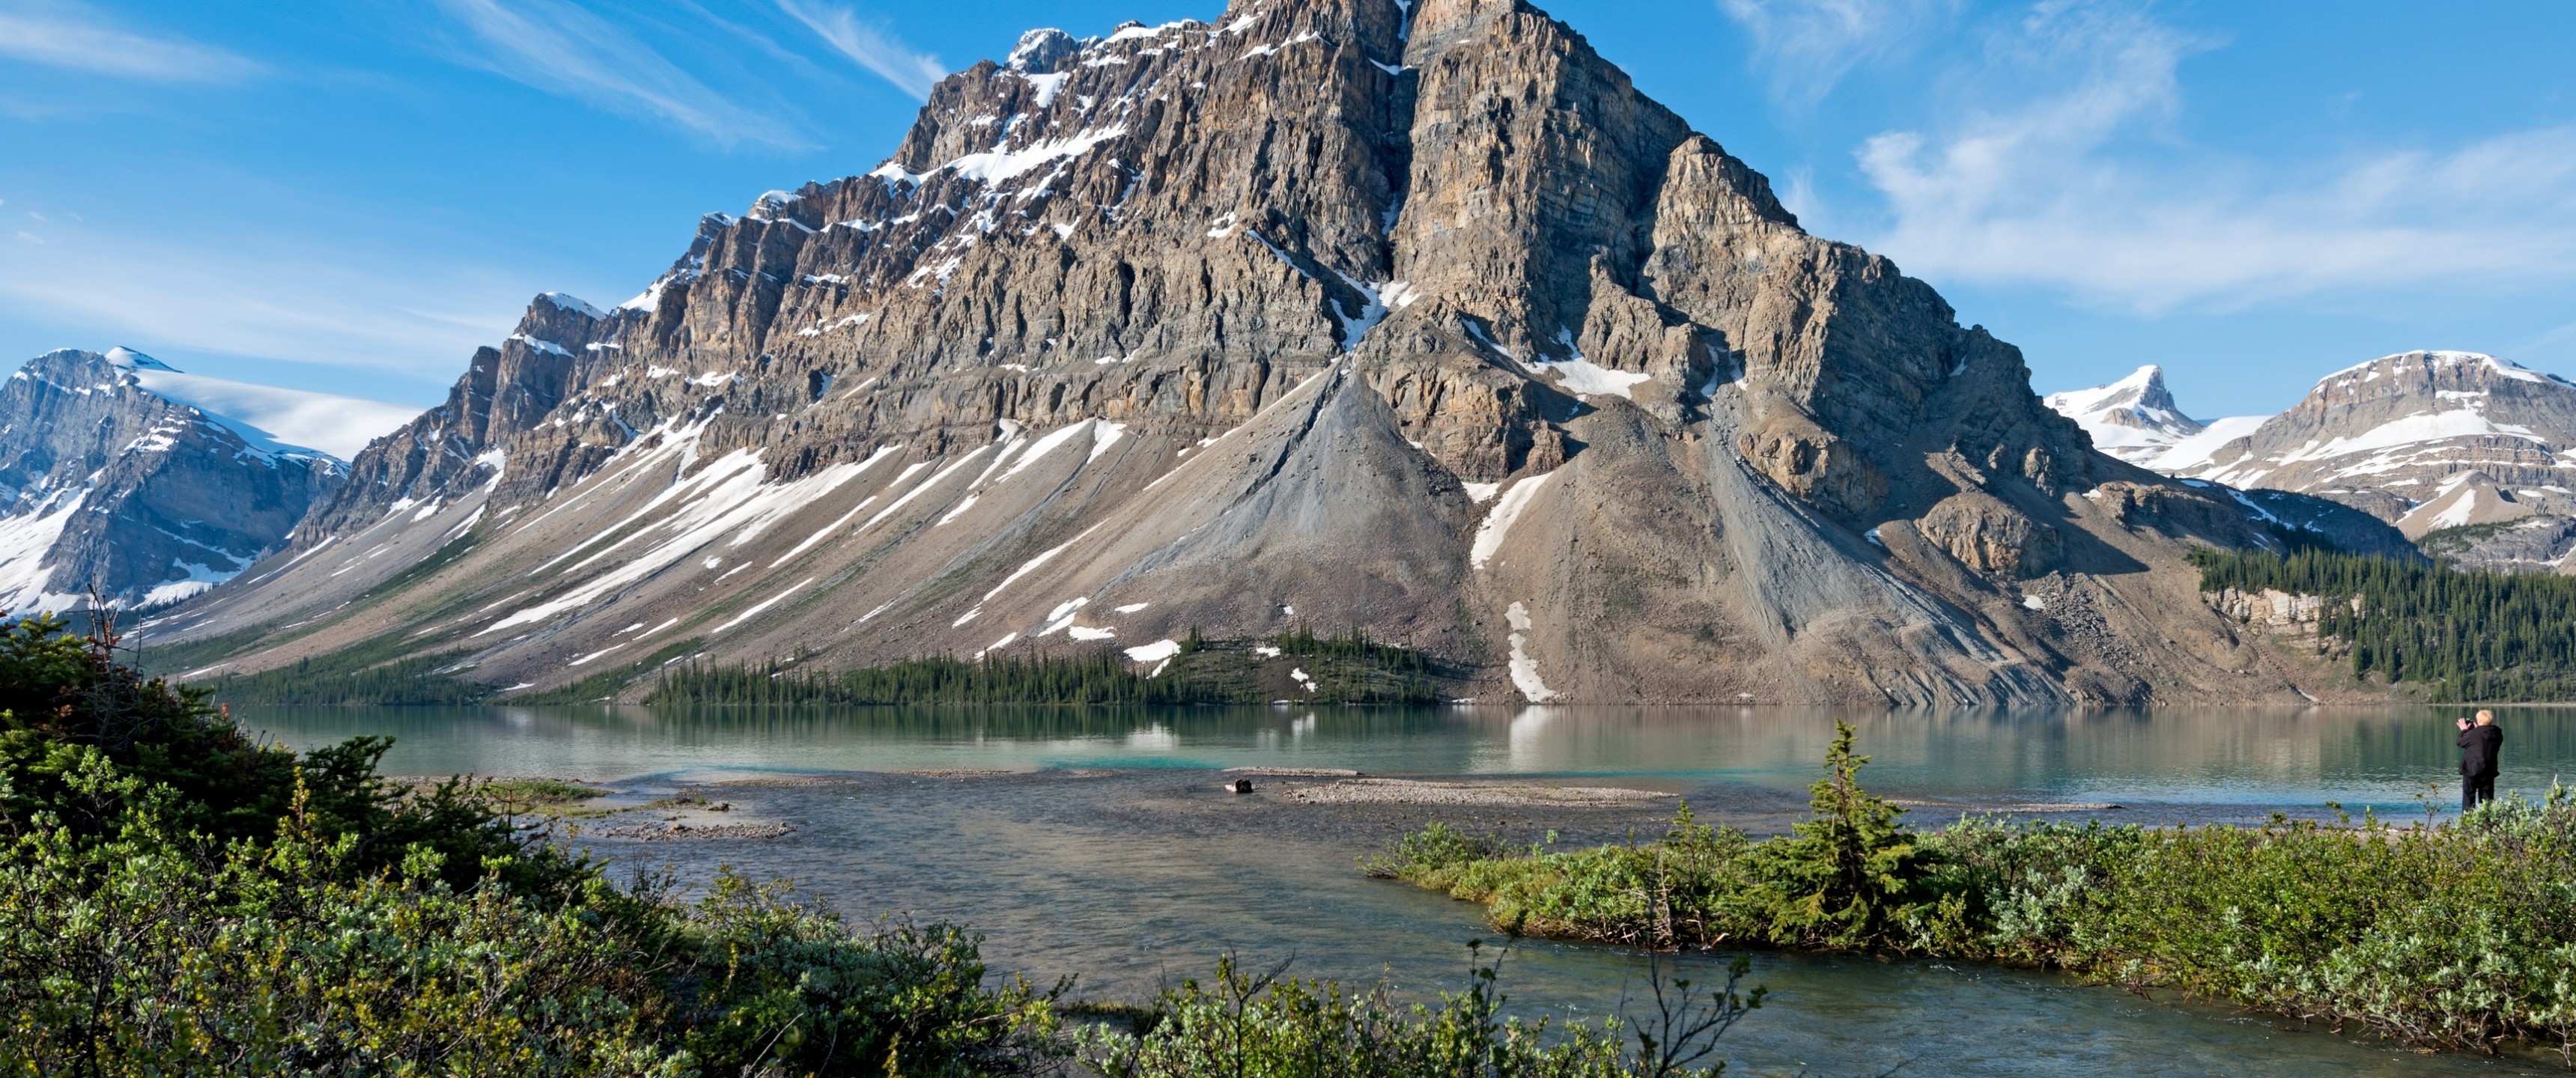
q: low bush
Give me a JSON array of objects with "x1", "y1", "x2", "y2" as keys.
[
  {"x1": 6, "y1": 615, "x2": 1764, "y2": 1077},
  {"x1": 1372, "y1": 722, "x2": 2576, "y2": 1063},
  {"x1": 1080, "y1": 946, "x2": 1761, "y2": 1078},
  {"x1": 0, "y1": 776, "x2": 1060, "y2": 1075},
  {"x1": 0, "y1": 616, "x2": 1059, "y2": 1077}
]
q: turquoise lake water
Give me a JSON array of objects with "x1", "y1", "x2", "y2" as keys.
[
  {"x1": 239, "y1": 704, "x2": 2574, "y2": 1076},
  {"x1": 246, "y1": 702, "x2": 2576, "y2": 812}
]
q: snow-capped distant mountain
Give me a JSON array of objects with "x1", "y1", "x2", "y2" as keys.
[
  {"x1": 2043, "y1": 365, "x2": 2270, "y2": 474},
  {"x1": 2053, "y1": 350, "x2": 2576, "y2": 570},
  {"x1": 0, "y1": 348, "x2": 419, "y2": 613},
  {"x1": 2190, "y1": 351, "x2": 2576, "y2": 539},
  {"x1": 2045, "y1": 366, "x2": 2207, "y2": 462}
]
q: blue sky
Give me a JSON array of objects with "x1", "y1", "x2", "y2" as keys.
[{"x1": 1, "y1": 0, "x2": 2572, "y2": 421}]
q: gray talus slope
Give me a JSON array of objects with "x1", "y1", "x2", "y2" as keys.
[
  {"x1": 152, "y1": 0, "x2": 2400, "y2": 704},
  {"x1": 0, "y1": 349, "x2": 343, "y2": 613}
]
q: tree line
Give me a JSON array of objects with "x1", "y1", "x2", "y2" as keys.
[
  {"x1": 646, "y1": 627, "x2": 1440, "y2": 707},
  {"x1": 2194, "y1": 547, "x2": 2576, "y2": 701}
]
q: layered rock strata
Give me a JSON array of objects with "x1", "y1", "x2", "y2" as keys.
[{"x1": 152, "y1": 0, "x2": 2403, "y2": 704}]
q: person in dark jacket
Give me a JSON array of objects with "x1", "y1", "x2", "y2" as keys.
[{"x1": 2457, "y1": 709, "x2": 2503, "y2": 812}]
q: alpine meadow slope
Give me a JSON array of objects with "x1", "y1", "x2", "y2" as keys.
[{"x1": 145, "y1": 0, "x2": 2411, "y2": 706}]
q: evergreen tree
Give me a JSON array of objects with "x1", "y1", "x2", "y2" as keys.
[{"x1": 2193, "y1": 547, "x2": 2576, "y2": 701}]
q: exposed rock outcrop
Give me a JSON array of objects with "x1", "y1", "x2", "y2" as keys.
[{"x1": 1917, "y1": 491, "x2": 2059, "y2": 580}]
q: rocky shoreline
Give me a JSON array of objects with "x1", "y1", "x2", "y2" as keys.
[{"x1": 448, "y1": 766, "x2": 2343, "y2": 856}]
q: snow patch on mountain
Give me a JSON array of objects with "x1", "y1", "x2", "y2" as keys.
[
  {"x1": 2317, "y1": 350, "x2": 2567, "y2": 390},
  {"x1": 1469, "y1": 471, "x2": 1553, "y2": 569},
  {"x1": 2144, "y1": 415, "x2": 2269, "y2": 473},
  {"x1": 0, "y1": 487, "x2": 91, "y2": 615},
  {"x1": 2043, "y1": 365, "x2": 2207, "y2": 462},
  {"x1": 1504, "y1": 600, "x2": 1555, "y2": 702},
  {"x1": 870, "y1": 124, "x2": 1128, "y2": 188}
]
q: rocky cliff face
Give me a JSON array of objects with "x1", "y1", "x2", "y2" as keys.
[
  {"x1": 0, "y1": 349, "x2": 353, "y2": 612},
  {"x1": 152, "y1": 0, "x2": 2405, "y2": 704}
]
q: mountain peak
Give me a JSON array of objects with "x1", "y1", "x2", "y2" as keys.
[
  {"x1": 0, "y1": 346, "x2": 356, "y2": 614},
  {"x1": 1006, "y1": 28, "x2": 1078, "y2": 73},
  {"x1": 2314, "y1": 350, "x2": 2570, "y2": 392},
  {"x1": 104, "y1": 347, "x2": 180, "y2": 372},
  {"x1": 150, "y1": 0, "x2": 2385, "y2": 707},
  {"x1": 535, "y1": 293, "x2": 605, "y2": 320},
  {"x1": 2043, "y1": 365, "x2": 2202, "y2": 460},
  {"x1": 2057, "y1": 365, "x2": 2176, "y2": 412}
]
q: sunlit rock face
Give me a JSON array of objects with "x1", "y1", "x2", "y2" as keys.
[{"x1": 154, "y1": 0, "x2": 2405, "y2": 706}]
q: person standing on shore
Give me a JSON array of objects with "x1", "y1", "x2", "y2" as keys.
[{"x1": 2457, "y1": 709, "x2": 2503, "y2": 812}]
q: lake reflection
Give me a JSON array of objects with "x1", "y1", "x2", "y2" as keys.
[{"x1": 241, "y1": 703, "x2": 2576, "y2": 813}]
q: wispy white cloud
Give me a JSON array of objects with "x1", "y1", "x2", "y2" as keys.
[
  {"x1": 1716, "y1": 0, "x2": 1956, "y2": 106},
  {"x1": 429, "y1": 0, "x2": 805, "y2": 147},
  {"x1": 1853, "y1": 0, "x2": 2576, "y2": 313},
  {"x1": 775, "y1": 0, "x2": 945, "y2": 100},
  {"x1": 2512, "y1": 317, "x2": 2576, "y2": 359},
  {"x1": 0, "y1": 0, "x2": 261, "y2": 82},
  {"x1": 0, "y1": 219, "x2": 538, "y2": 386}
]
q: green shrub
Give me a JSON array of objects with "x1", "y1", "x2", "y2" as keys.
[
  {"x1": 0, "y1": 763, "x2": 1059, "y2": 1076},
  {"x1": 1080, "y1": 945, "x2": 1758, "y2": 1078},
  {"x1": 0, "y1": 615, "x2": 560, "y2": 892},
  {"x1": 0, "y1": 616, "x2": 1060, "y2": 1077},
  {"x1": 663, "y1": 876, "x2": 1062, "y2": 1076},
  {"x1": 1361, "y1": 820, "x2": 1513, "y2": 880},
  {"x1": 0, "y1": 761, "x2": 680, "y2": 1075},
  {"x1": 1955, "y1": 798, "x2": 2576, "y2": 1061},
  {"x1": 1373, "y1": 727, "x2": 2576, "y2": 1062}
]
